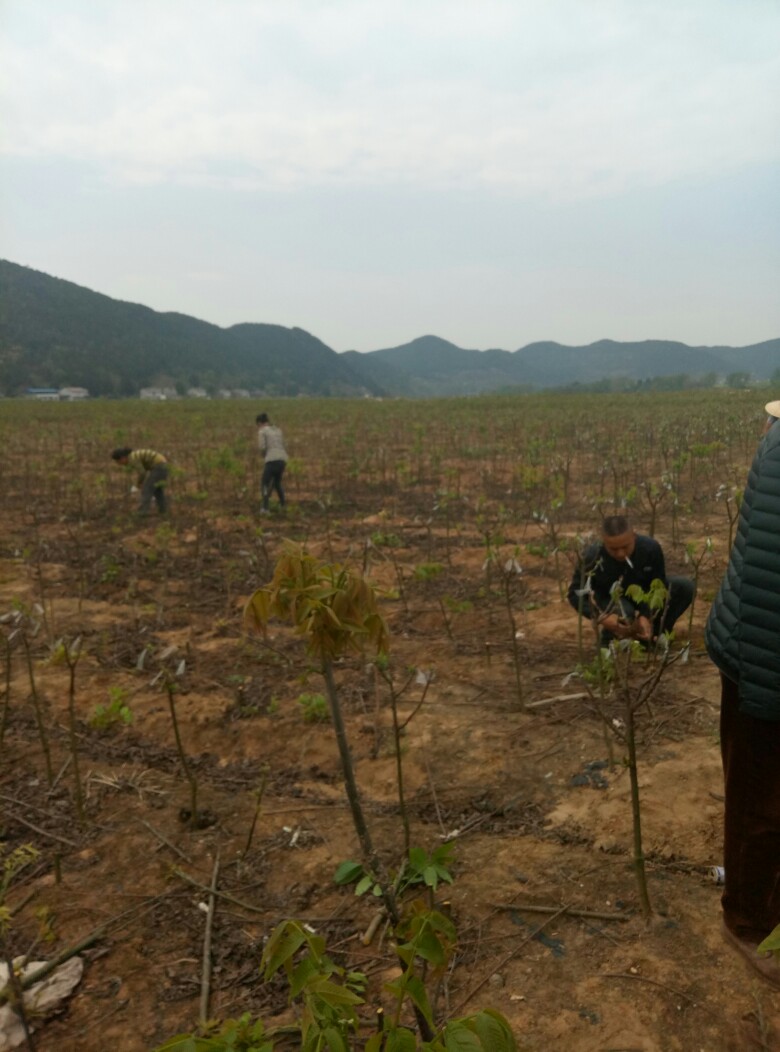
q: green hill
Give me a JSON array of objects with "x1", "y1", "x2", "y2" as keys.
[
  {"x1": 0, "y1": 260, "x2": 377, "y2": 397},
  {"x1": 1, "y1": 259, "x2": 776, "y2": 398},
  {"x1": 361, "y1": 335, "x2": 779, "y2": 396}
]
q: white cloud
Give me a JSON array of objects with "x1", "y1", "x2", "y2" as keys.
[{"x1": 2, "y1": 0, "x2": 778, "y2": 200}]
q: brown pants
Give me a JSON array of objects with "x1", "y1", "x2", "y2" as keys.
[{"x1": 720, "y1": 673, "x2": 780, "y2": 940}]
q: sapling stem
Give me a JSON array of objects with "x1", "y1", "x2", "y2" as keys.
[
  {"x1": 2, "y1": 949, "x2": 36, "y2": 1051},
  {"x1": 502, "y1": 571, "x2": 524, "y2": 711},
  {"x1": 199, "y1": 853, "x2": 220, "y2": 1025},
  {"x1": 242, "y1": 766, "x2": 269, "y2": 859},
  {"x1": 61, "y1": 639, "x2": 85, "y2": 823},
  {"x1": 164, "y1": 676, "x2": 199, "y2": 829},
  {"x1": 381, "y1": 668, "x2": 413, "y2": 856},
  {"x1": 321, "y1": 659, "x2": 398, "y2": 922},
  {"x1": 0, "y1": 635, "x2": 11, "y2": 750},
  {"x1": 624, "y1": 699, "x2": 652, "y2": 920},
  {"x1": 21, "y1": 634, "x2": 53, "y2": 787}
]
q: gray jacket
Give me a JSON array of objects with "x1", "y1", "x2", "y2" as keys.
[
  {"x1": 258, "y1": 425, "x2": 288, "y2": 463},
  {"x1": 705, "y1": 419, "x2": 780, "y2": 719}
]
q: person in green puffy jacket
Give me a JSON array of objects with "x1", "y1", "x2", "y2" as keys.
[{"x1": 705, "y1": 399, "x2": 780, "y2": 987}]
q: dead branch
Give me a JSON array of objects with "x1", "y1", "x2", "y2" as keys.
[
  {"x1": 172, "y1": 867, "x2": 266, "y2": 915},
  {"x1": 489, "y1": 901, "x2": 630, "y2": 922},
  {"x1": 452, "y1": 905, "x2": 570, "y2": 1014},
  {"x1": 139, "y1": 819, "x2": 193, "y2": 864}
]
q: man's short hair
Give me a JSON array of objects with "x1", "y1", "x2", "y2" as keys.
[
  {"x1": 111, "y1": 447, "x2": 133, "y2": 461},
  {"x1": 256, "y1": 413, "x2": 269, "y2": 424},
  {"x1": 602, "y1": 514, "x2": 630, "y2": 537}
]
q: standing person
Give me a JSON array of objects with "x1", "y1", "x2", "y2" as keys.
[
  {"x1": 705, "y1": 399, "x2": 780, "y2": 987},
  {"x1": 256, "y1": 413, "x2": 288, "y2": 513},
  {"x1": 111, "y1": 447, "x2": 169, "y2": 515},
  {"x1": 567, "y1": 514, "x2": 694, "y2": 643}
]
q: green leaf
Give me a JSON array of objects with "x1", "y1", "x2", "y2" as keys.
[
  {"x1": 322, "y1": 1026, "x2": 349, "y2": 1052},
  {"x1": 758, "y1": 924, "x2": 780, "y2": 955},
  {"x1": 423, "y1": 865, "x2": 439, "y2": 888},
  {"x1": 408, "y1": 846, "x2": 427, "y2": 870},
  {"x1": 243, "y1": 589, "x2": 272, "y2": 634},
  {"x1": 470, "y1": 1009, "x2": 518, "y2": 1051},
  {"x1": 355, "y1": 873, "x2": 374, "y2": 896},
  {"x1": 402, "y1": 974, "x2": 433, "y2": 1024},
  {"x1": 289, "y1": 955, "x2": 319, "y2": 998},
  {"x1": 415, "y1": 926, "x2": 446, "y2": 966},
  {"x1": 262, "y1": 921, "x2": 307, "y2": 979},
  {"x1": 427, "y1": 910, "x2": 456, "y2": 941},
  {"x1": 333, "y1": 860, "x2": 364, "y2": 885},
  {"x1": 442, "y1": 1022, "x2": 482, "y2": 1051},
  {"x1": 384, "y1": 1028, "x2": 418, "y2": 1052},
  {"x1": 307, "y1": 977, "x2": 364, "y2": 1006}
]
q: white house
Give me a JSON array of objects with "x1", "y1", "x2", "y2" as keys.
[{"x1": 59, "y1": 386, "x2": 89, "y2": 401}]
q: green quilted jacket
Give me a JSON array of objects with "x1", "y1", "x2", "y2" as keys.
[{"x1": 705, "y1": 419, "x2": 780, "y2": 719}]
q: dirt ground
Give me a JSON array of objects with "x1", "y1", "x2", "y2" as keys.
[{"x1": 2, "y1": 490, "x2": 779, "y2": 1052}]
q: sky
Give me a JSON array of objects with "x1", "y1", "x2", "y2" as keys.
[{"x1": 1, "y1": 0, "x2": 779, "y2": 352}]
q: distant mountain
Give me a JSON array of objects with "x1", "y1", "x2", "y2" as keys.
[
  {"x1": 1, "y1": 260, "x2": 776, "y2": 397},
  {"x1": 0, "y1": 260, "x2": 378, "y2": 397},
  {"x1": 350, "y1": 334, "x2": 779, "y2": 396}
]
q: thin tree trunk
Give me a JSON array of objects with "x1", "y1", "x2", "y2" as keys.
[
  {"x1": 625, "y1": 702, "x2": 653, "y2": 920},
  {"x1": 321, "y1": 659, "x2": 398, "y2": 926}
]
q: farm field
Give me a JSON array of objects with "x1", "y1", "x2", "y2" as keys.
[{"x1": 1, "y1": 388, "x2": 777, "y2": 1051}]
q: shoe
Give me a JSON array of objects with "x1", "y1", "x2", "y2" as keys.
[
  {"x1": 259, "y1": 508, "x2": 270, "y2": 516},
  {"x1": 721, "y1": 920, "x2": 780, "y2": 989}
]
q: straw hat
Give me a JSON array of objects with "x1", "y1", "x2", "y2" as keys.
[{"x1": 765, "y1": 400, "x2": 780, "y2": 419}]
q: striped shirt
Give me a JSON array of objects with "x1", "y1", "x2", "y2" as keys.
[{"x1": 128, "y1": 449, "x2": 167, "y2": 473}]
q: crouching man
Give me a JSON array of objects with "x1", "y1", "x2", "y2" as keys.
[{"x1": 568, "y1": 514, "x2": 694, "y2": 644}]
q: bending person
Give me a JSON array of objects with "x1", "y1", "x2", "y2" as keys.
[{"x1": 111, "y1": 447, "x2": 169, "y2": 515}]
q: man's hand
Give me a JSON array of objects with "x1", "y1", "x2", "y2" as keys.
[
  {"x1": 631, "y1": 615, "x2": 653, "y2": 642},
  {"x1": 597, "y1": 614, "x2": 632, "y2": 639},
  {"x1": 597, "y1": 612, "x2": 653, "y2": 641}
]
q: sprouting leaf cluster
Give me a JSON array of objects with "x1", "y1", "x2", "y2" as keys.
[
  {"x1": 244, "y1": 543, "x2": 388, "y2": 662},
  {"x1": 334, "y1": 844, "x2": 455, "y2": 899}
]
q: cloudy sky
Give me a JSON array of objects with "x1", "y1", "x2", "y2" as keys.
[{"x1": 2, "y1": 0, "x2": 778, "y2": 351}]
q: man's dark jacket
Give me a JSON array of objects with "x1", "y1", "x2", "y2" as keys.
[
  {"x1": 706, "y1": 420, "x2": 780, "y2": 720},
  {"x1": 567, "y1": 534, "x2": 667, "y2": 620}
]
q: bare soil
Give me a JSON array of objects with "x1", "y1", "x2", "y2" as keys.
[{"x1": 2, "y1": 479, "x2": 778, "y2": 1051}]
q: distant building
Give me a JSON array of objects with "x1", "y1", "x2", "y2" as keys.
[
  {"x1": 140, "y1": 387, "x2": 178, "y2": 400},
  {"x1": 26, "y1": 387, "x2": 60, "y2": 401},
  {"x1": 59, "y1": 386, "x2": 89, "y2": 401},
  {"x1": 186, "y1": 387, "x2": 209, "y2": 399},
  {"x1": 231, "y1": 389, "x2": 251, "y2": 399}
]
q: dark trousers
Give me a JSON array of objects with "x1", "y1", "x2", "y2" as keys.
[
  {"x1": 720, "y1": 673, "x2": 780, "y2": 940},
  {"x1": 261, "y1": 460, "x2": 286, "y2": 509},
  {"x1": 654, "y1": 575, "x2": 695, "y2": 635},
  {"x1": 139, "y1": 464, "x2": 168, "y2": 514}
]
